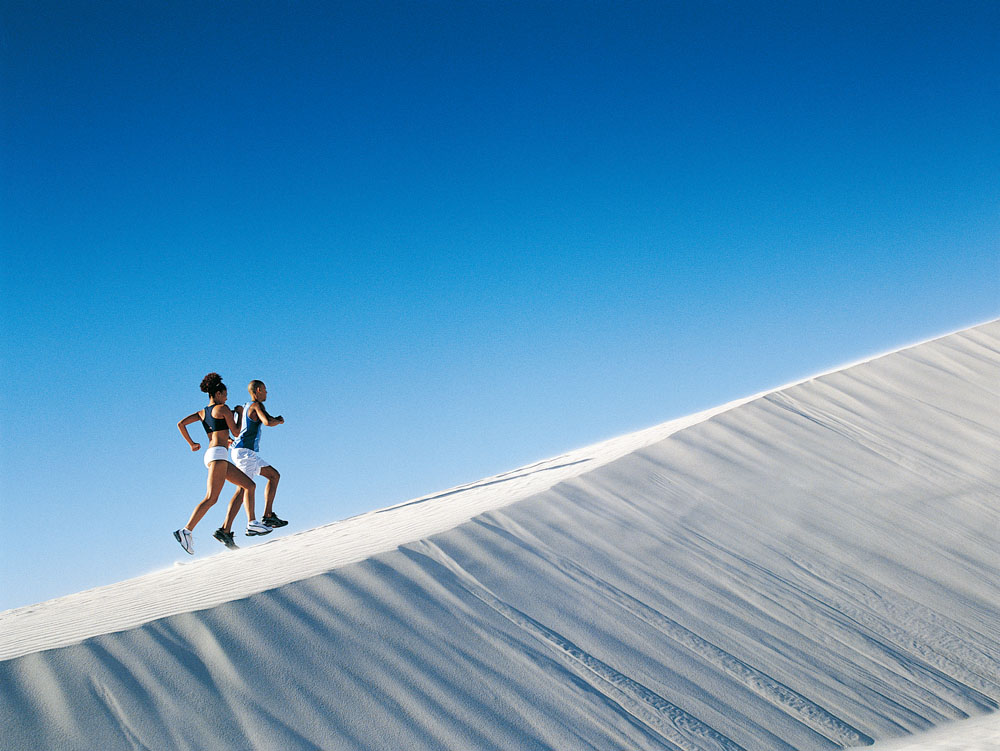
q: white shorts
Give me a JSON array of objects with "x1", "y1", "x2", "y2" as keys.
[
  {"x1": 203, "y1": 445, "x2": 231, "y2": 468},
  {"x1": 230, "y1": 447, "x2": 270, "y2": 478}
]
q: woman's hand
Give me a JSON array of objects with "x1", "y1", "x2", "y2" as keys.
[{"x1": 190, "y1": 442, "x2": 201, "y2": 452}]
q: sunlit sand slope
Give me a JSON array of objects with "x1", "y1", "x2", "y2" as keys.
[
  {"x1": 866, "y1": 710, "x2": 1000, "y2": 750},
  {"x1": 1, "y1": 320, "x2": 997, "y2": 751}
]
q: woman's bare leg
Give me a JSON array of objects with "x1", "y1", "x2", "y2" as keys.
[
  {"x1": 223, "y1": 487, "x2": 244, "y2": 532},
  {"x1": 226, "y1": 464, "x2": 258, "y2": 522},
  {"x1": 186, "y1": 461, "x2": 229, "y2": 531}
]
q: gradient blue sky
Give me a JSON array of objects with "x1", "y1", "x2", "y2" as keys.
[{"x1": 1, "y1": 1, "x2": 997, "y2": 611}]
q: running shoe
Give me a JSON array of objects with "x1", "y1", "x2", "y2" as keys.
[
  {"x1": 213, "y1": 527, "x2": 239, "y2": 550},
  {"x1": 262, "y1": 512, "x2": 288, "y2": 528},
  {"x1": 174, "y1": 528, "x2": 194, "y2": 555},
  {"x1": 246, "y1": 519, "x2": 272, "y2": 536}
]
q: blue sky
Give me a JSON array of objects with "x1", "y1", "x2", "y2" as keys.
[{"x1": 1, "y1": 1, "x2": 997, "y2": 611}]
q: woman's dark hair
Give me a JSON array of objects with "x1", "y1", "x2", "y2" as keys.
[{"x1": 200, "y1": 372, "x2": 226, "y2": 397}]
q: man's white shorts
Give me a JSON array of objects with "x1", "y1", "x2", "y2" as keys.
[{"x1": 231, "y1": 447, "x2": 271, "y2": 477}]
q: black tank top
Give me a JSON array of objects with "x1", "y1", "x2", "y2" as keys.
[{"x1": 201, "y1": 405, "x2": 228, "y2": 434}]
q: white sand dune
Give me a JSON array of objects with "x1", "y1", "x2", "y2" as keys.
[
  {"x1": 866, "y1": 710, "x2": 999, "y2": 750},
  {"x1": 1, "y1": 320, "x2": 998, "y2": 751}
]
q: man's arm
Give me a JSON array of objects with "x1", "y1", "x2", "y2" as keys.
[{"x1": 253, "y1": 402, "x2": 284, "y2": 426}]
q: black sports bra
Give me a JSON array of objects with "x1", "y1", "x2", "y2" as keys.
[{"x1": 201, "y1": 405, "x2": 229, "y2": 434}]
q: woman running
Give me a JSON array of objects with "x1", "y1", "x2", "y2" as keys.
[{"x1": 174, "y1": 372, "x2": 271, "y2": 554}]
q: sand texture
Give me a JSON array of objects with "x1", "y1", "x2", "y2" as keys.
[{"x1": 1, "y1": 320, "x2": 998, "y2": 750}]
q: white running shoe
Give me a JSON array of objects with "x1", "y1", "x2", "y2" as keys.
[
  {"x1": 246, "y1": 519, "x2": 272, "y2": 536},
  {"x1": 174, "y1": 528, "x2": 194, "y2": 555}
]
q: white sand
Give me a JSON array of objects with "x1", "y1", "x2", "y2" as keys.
[
  {"x1": 1, "y1": 320, "x2": 997, "y2": 750},
  {"x1": 865, "y1": 710, "x2": 1000, "y2": 750}
]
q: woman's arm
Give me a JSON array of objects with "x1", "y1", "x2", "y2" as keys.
[
  {"x1": 177, "y1": 412, "x2": 202, "y2": 452},
  {"x1": 223, "y1": 405, "x2": 241, "y2": 437}
]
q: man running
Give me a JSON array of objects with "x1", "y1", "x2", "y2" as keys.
[{"x1": 223, "y1": 379, "x2": 288, "y2": 538}]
